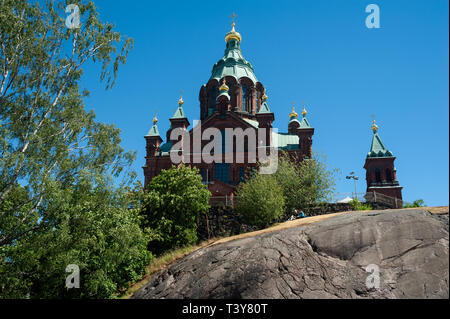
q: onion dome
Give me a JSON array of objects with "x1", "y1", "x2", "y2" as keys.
[
  {"x1": 289, "y1": 104, "x2": 298, "y2": 119},
  {"x1": 219, "y1": 78, "x2": 229, "y2": 92},
  {"x1": 225, "y1": 22, "x2": 242, "y2": 43},
  {"x1": 262, "y1": 91, "x2": 268, "y2": 102},
  {"x1": 371, "y1": 120, "x2": 378, "y2": 133},
  {"x1": 302, "y1": 105, "x2": 307, "y2": 117}
]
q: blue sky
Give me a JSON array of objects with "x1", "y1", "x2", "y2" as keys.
[{"x1": 79, "y1": 0, "x2": 449, "y2": 206}]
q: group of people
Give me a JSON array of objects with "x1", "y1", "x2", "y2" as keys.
[{"x1": 288, "y1": 208, "x2": 306, "y2": 221}]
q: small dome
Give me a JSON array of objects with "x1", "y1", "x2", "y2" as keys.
[
  {"x1": 225, "y1": 22, "x2": 242, "y2": 43},
  {"x1": 290, "y1": 105, "x2": 298, "y2": 119}
]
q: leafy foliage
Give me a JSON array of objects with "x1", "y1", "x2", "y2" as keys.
[
  {"x1": 0, "y1": 178, "x2": 152, "y2": 299},
  {"x1": 404, "y1": 199, "x2": 426, "y2": 208},
  {"x1": 236, "y1": 152, "x2": 336, "y2": 228},
  {"x1": 138, "y1": 166, "x2": 211, "y2": 256},
  {"x1": 349, "y1": 198, "x2": 373, "y2": 211},
  {"x1": 236, "y1": 174, "x2": 285, "y2": 229},
  {"x1": 273, "y1": 152, "x2": 337, "y2": 212},
  {"x1": 0, "y1": 0, "x2": 149, "y2": 299}
]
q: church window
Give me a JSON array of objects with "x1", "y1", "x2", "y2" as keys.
[
  {"x1": 375, "y1": 168, "x2": 381, "y2": 183},
  {"x1": 208, "y1": 86, "x2": 217, "y2": 115},
  {"x1": 385, "y1": 169, "x2": 392, "y2": 182},
  {"x1": 215, "y1": 163, "x2": 230, "y2": 184},
  {"x1": 242, "y1": 85, "x2": 247, "y2": 112}
]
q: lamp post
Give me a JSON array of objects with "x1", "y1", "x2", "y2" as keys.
[{"x1": 346, "y1": 172, "x2": 359, "y2": 201}]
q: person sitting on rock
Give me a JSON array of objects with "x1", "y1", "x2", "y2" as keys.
[{"x1": 298, "y1": 210, "x2": 306, "y2": 218}]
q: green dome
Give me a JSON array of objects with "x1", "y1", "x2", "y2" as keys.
[{"x1": 210, "y1": 38, "x2": 258, "y2": 84}]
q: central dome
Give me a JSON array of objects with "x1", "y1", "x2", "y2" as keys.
[{"x1": 210, "y1": 23, "x2": 257, "y2": 84}]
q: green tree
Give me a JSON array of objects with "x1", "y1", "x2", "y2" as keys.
[
  {"x1": 404, "y1": 199, "x2": 426, "y2": 208},
  {"x1": 236, "y1": 174, "x2": 285, "y2": 229},
  {"x1": 0, "y1": 0, "x2": 149, "y2": 298},
  {"x1": 139, "y1": 166, "x2": 211, "y2": 256},
  {"x1": 273, "y1": 152, "x2": 337, "y2": 213}
]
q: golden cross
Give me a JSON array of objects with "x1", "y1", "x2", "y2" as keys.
[{"x1": 230, "y1": 12, "x2": 237, "y2": 23}]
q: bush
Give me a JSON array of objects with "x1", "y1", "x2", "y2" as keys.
[
  {"x1": 273, "y1": 152, "x2": 337, "y2": 213},
  {"x1": 236, "y1": 174, "x2": 285, "y2": 229},
  {"x1": 139, "y1": 166, "x2": 210, "y2": 255},
  {"x1": 404, "y1": 199, "x2": 426, "y2": 208},
  {"x1": 349, "y1": 198, "x2": 373, "y2": 211}
]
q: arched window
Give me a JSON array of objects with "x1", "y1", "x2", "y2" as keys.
[
  {"x1": 385, "y1": 169, "x2": 392, "y2": 182},
  {"x1": 242, "y1": 85, "x2": 247, "y2": 112},
  {"x1": 375, "y1": 168, "x2": 381, "y2": 183},
  {"x1": 208, "y1": 86, "x2": 217, "y2": 116}
]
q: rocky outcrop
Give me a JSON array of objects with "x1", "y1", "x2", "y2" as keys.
[{"x1": 132, "y1": 208, "x2": 449, "y2": 299}]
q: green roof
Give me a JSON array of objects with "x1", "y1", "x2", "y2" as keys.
[
  {"x1": 210, "y1": 40, "x2": 257, "y2": 84},
  {"x1": 158, "y1": 141, "x2": 172, "y2": 156},
  {"x1": 171, "y1": 105, "x2": 186, "y2": 119},
  {"x1": 244, "y1": 118, "x2": 259, "y2": 128},
  {"x1": 145, "y1": 124, "x2": 160, "y2": 137},
  {"x1": 367, "y1": 131, "x2": 393, "y2": 158},
  {"x1": 272, "y1": 132, "x2": 300, "y2": 151},
  {"x1": 299, "y1": 116, "x2": 311, "y2": 128},
  {"x1": 258, "y1": 101, "x2": 272, "y2": 114}
]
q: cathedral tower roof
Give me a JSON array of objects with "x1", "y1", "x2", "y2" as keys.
[
  {"x1": 210, "y1": 21, "x2": 258, "y2": 84},
  {"x1": 145, "y1": 114, "x2": 161, "y2": 137},
  {"x1": 367, "y1": 120, "x2": 393, "y2": 158}
]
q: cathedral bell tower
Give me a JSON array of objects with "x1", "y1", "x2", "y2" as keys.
[{"x1": 363, "y1": 120, "x2": 403, "y2": 207}]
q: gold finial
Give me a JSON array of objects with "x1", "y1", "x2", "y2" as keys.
[
  {"x1": 178, "y1": 90, "x2": 184, "y2": 106},
  {"x1": 289, "y1": 102, "x2": 298, "y2": 119},
  {"x1": 225, "y1": 13, "x2": 242, "y2": 43},
  {"x1": 153, "y1": 112, "x2": 158, "y2": 125},
  {"x1": 262, "y1": 92, "x2": 268, "y2": 101},
  {"x1": 371, "y1": 120, "x2": 378, "y2": 133},
  {"x1": 301, "y1": 104, "x2": 307, "y2": 117},
  {"x1": 262, "y1": 89, "x2": 268, "y2": 101},
  {"x1": 219, "y1": 77, "x2": 229, "y2": 92}
]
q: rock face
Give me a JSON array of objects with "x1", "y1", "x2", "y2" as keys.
[{"x1": 132, "y1": 208, "x2": 449, "y2": 299}]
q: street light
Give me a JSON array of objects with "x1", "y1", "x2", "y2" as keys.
[{"x1": 346, "y1": 172, "x2": 359, "y2": 200}]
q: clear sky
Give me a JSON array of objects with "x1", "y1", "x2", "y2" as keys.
[{"x1": 79, "y1": 0, "x2": 449, "y2": 206}]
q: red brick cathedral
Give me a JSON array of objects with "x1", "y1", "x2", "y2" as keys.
[{"x1": 143, "y1": 22, "x2": 314, "y2": 201}]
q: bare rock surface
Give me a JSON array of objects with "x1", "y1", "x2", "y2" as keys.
[{"x1": 132, "y1": 208, "x2": 449, "y2": 299}]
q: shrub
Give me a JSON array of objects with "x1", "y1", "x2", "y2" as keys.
[
  {"x1": 273, "y1": 152, "x2": 337, "y2": 213},
  {"x1": 236, "y1": 174, "x2": 285, "y2": 229},
  {"x1": 349, "y1": 198, "x2": 373, "y2": 211},
  {"x1": 139, "y1": 166, "x2": 210, "y2": 256},
  {"x1": 403, "y1": 199, "x2": 426, "y2": 208}
]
